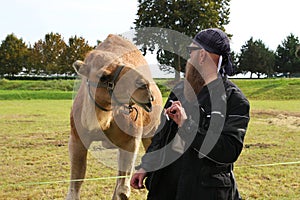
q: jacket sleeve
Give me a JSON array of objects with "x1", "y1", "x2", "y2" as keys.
[
  {"x1": 208, "y1": 96, "x2": 250, "y2": 163},
  {"x1": 181, "y1": 90, "x2": 250, "y2": 164},
  {"x1": 137, "y1": 93, "x2": 178, "y2": 171}
]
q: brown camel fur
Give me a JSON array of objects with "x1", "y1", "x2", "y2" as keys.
[{"x1": 66, "y1": 34, "x2": 163, "y2": 200}]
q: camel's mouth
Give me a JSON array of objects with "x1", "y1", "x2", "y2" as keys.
[
  {"x1": 131, "y1": 98, "x2": 152, "y2": 112},
  {"x1": 141, "y1": 102, "x2": 152, "y2": 112}
]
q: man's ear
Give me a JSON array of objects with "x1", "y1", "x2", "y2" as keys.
[
  {"x1": 73, "y1": 60, "x2": 89, "y2": 78},
  {"x1": 198, "y1": 49, "x2": 206, "y2": 64}
]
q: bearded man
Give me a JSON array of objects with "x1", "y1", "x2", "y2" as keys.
[{"x1": 131, "y1": 28, "x2": 250, "y2": 200}]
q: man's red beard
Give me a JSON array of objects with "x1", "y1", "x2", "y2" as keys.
[{"x1": 184, "y1": 60, "x2": 205, "y2": 102}]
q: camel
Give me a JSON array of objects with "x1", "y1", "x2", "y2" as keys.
[{"x1": 66, "y1": 34, "x2": 163, "y2": 200}]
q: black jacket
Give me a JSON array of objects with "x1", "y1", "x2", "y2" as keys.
[{"x1": 139, "y1": 77, "x2": 250, "y2": 200}]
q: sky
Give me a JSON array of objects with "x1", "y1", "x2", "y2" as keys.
[{"x1": 0, "y1": 0, "x2": 299, "y2": 77}]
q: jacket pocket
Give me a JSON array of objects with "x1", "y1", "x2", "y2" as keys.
[
  {"x1": 199, "y1": 173, "x2": 233, "y2": 200},
  {"x1": 201, "y1": 173, "x2": 232, "y2": 187}
]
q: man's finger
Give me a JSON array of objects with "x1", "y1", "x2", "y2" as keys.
[
  {"x1": 130, "y1": 175, "x2": 139, "y2": 189},
  {"x1": 138, "y1": 177, "x2": 145, "y2": 189},
  {"x1": 169, "y1": 104, "x2": 180, "y2": 114},
  {"x1": 171, "y1": 100, "x2": 182, "y2": 106},
  {"x1": 131, "y1": 172, "x2": 146, "y2": 189}
]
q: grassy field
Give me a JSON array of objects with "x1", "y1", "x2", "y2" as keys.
[
  {"x1": 0, "y1": 78, "x2": 299, "y2": 199},
  {"x1": 231, "y1": 78, "x2": 300, "y2": 100},
  {"x1": 0, "y1": 79, "x2": 75, "y2": 100},
  {"x1": 1, "y1": 78, "x2": 300, "y2": 100}
]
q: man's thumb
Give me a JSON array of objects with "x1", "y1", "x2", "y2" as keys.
[{"x1": 138, "y1": 175, "x2": 145, "y2": 188}]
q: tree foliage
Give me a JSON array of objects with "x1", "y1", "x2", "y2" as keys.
[
  {"x1": 296, "y1": 45, "x2": 300, "y2": 58},
  {"x1": 0, "y1": 34, "x2": 29, "y2": 76},
  {"x1": 134, "y1": 0, "x2": 231, "y2": 80},
  {"x1": 63, "y1": 36, "x2": 93, "y2": 75},
  {"x1": 0, "y1": 33, "x2": 94, "y2": 77},
  {"x1": 41, "y1": 32, "x2": 67, "y2": 74},
  {"x1": 28, "y1": 39, "x2": 44, "y2": 74},
  {"x1": 238, "y1": 37, "x2": 275, "y2": 78},
  {"x1": 275, "y1": 33, "x2": 300, "y2": 77},
  {"x1": 1, "y1": 30, "x2": 300, "y2": 78}
]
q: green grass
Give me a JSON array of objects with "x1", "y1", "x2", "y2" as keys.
[
  {"x1": 236, "y1": 100, "x2": 300, "y2": 199},
  {"x1": 231, "y1": 78, "x2": 300, "y2": 100},
  {"x1": 0, "y1": 78, "x2": 299, "y2": 199},
  {"x1": 0, "y1": 79, "x2": 75, "y2": 91},
  {"x1": 0, "y1": 79, "x2": 77, "y2": 100},
  {"x1": 0, "y1": 90, "x2": 73, "y2": 100},
  {"x1": 250, "y1": 100, "x2": 300, "y2": 112},
  {"x1": 157, "y1": 78, "x2": 300, "y2": 100},
  {"x1": 1, "y1": 78, "x2": 300, "y2": 100},
  {"x1": 0, "y1": 99, "x2": 299, "y2": 199},
  {"x1": 0, "y1": 100, "x2": 147, "y2": 199}
]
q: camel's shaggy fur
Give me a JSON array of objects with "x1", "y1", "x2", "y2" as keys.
[{"x1": 66, "y1": 34, "x2": 162, "y2": 200}]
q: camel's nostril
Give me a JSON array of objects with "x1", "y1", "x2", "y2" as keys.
[{"x1": 150, "y1": 95, "x2": 155, "y2": 101}]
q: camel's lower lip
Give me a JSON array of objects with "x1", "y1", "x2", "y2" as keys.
[{"x1": 142, "y1": 102, "x2": 152, "y2": 112}]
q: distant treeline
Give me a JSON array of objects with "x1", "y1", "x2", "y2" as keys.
[
  {"x1": 0, "y1": 33, "x2": 94, "y2": 78},
  {"x1": 0, "y1": 32, "x2": 300, "y2": 79}
]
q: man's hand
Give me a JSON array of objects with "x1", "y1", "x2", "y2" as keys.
[
  {"x1": 165, "y1": 101, "x2": 187, "y2": 127},
  {"x1": 130, "y1": 168, "x2": 147, "y2": 189}
]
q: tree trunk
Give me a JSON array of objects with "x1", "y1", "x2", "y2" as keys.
[
  {"x1": 175, "y1": 67, "x2": 180, "y2": 81},
  {"x1": 175, "y1": 55, "x2": 181, "y2": 82}
]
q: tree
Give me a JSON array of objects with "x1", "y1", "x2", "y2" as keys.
[
  {"x1": 134, "y1": 0, "x2": 231, "y2": 81},
  {"x1": 36, "y1": 32, "x2": 68, "y2": 75},
  {"x1": 29, "y1": 34, "x2": 93, "y2": 76},
  {"x1": 296, "y1": 45, "x2": 300, "y2": 58},
  {"x1": 230, "y1": 50, "x2": 239, "y2": 74},
  {"x1": 275, "y1": 33, "x2": 300, "y2": 77},
  {"x1": 0, "y1": 34, "x2": 29, "y2": 77},
  {"x1": 28, "y1": 39, "x2": 45, "y2": 75},
  {"x1": 238, "y1": 37, "x2": 275, "y2": 78},
  {"x1": 63, "y1": 36, "x2": 93, "y2": 75}
]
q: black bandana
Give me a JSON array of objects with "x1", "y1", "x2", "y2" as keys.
[{"x1": 193, "y1": 28, "x2": 234, "y2": 76}]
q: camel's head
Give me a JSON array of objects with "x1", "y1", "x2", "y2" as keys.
[
  {"x1": 121, "y1": 67, "x2": 154, "y2": 112},
  {"x1": 73, "y1": 50, "x2": 154, "y2": 112}
]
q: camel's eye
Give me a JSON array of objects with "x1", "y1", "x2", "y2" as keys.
[
  {"x1": 135, "y1": 79, "x2": 147, "y2": 89},
  {"x1": 99, "y1": 74, "x2": 111, "y2": 82}
]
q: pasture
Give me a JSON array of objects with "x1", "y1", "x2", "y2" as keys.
[{"x1": 0, "y1": 78, "x2": 299, "y2": 199}]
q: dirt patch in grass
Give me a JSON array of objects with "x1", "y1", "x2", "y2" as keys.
[
  {"x1": 251, "y1": 110, "x2": 300, "y2": 130},
  {"x1": 251, "y1": 109, "x2": 300, "y2": 117},
  {"x1": 244, "y1": 143, "x2": 278, "y2": 149},
  {"x1": 267, "y1": 114, "x2": 300, "y2": 128}
]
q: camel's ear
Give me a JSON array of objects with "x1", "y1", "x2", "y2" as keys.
[{"x1": 73, "y1": 60, "x2": 89, "y2": 77}]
